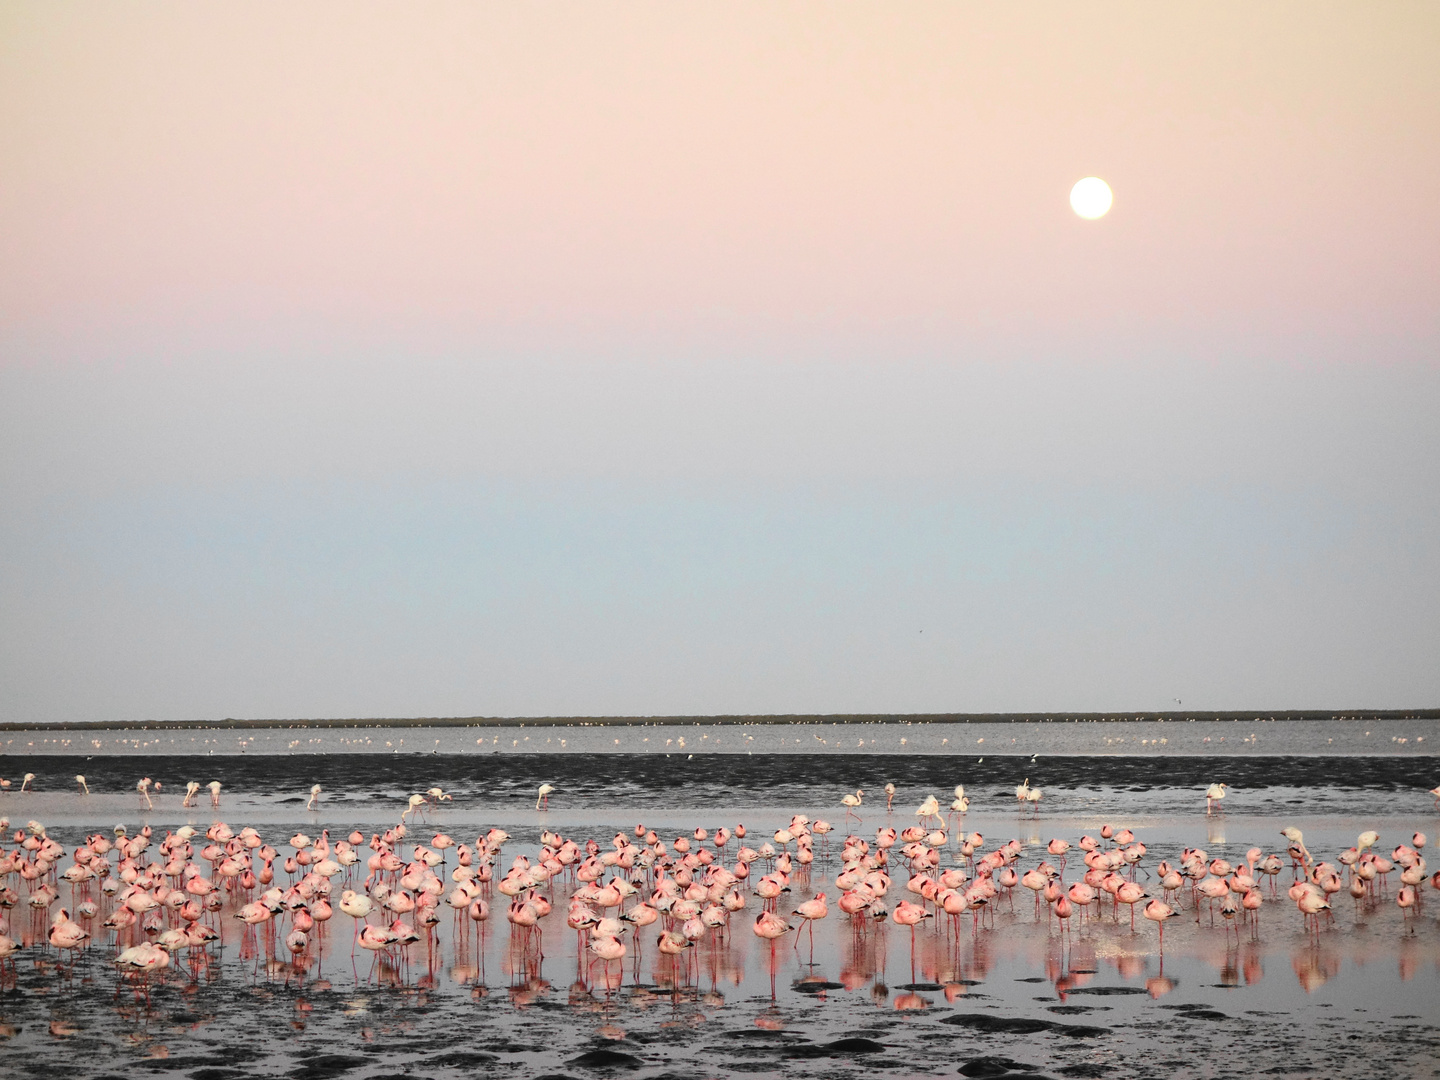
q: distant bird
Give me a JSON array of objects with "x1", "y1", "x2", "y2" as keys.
[
  {"x1": 74, "y1": 775, "x2": 89, "y2": 796},
  {"x1": 536, "y1": 784, "x2": 555, "y2": 811},
  {"x1": 884, "y1": 783, "x2": 896, "y2": 811},
  {"x1": 307, "y1": 784, "x2": 322, "y2": 811},
  {"x1": 20, "y1": 773, "x2": 35, "y2": 793},
  {"x1": 183, "y1": 781, "x2": 200, "y2": 808},
  {"x1": 207, "y1": 781, "x2": 222, "y2": 808},
  {"x1": 137, "y1": 778, "x2": 154, "y2": 810},
  {"x1": 1205, "y1": 783, "x2": 1226, "y2": 815},
  {"x1": 841, "y1": 789, "x2": 864, "y2": 824}
]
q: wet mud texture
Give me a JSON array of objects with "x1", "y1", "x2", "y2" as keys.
[{"x1": 4, "y1": 964, "x2": 1439, "y2": 1080}]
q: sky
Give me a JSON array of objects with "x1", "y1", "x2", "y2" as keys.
[{"x1": 2, "y1": 3, "x2": 1438, "y2": 722}]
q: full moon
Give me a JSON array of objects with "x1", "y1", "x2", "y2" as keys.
[{"x1": 1070, "y1": 177, "x2": 1113, "y2": 219}]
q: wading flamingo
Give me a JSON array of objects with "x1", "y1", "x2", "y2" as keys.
[{"x1": 1205, "y1": 783, "x2": 1227, "y2": 815}]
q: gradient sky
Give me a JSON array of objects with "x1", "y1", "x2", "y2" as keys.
[{"x1": 2, "y1": 3, "x2": 1437, "y2": 722}]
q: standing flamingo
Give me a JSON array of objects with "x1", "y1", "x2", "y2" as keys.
[
  {"x1": 1205, "y1": 783, "x2": 1227, "y2": 815},
  {"x1": 1144, "y1": 898, "x2": 1177, "y2": 947}
]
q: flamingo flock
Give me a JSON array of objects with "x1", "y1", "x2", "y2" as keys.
[{"x1": 0, "y1": 769, "x2": 1434, "y2": 1015}]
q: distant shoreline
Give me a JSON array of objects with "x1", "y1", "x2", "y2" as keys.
[{"x1": 2, "y1": 708, "x2": 1436, "y2": 732}]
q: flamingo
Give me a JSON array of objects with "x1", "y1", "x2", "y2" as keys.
[
  {"x1": 207, "y1": 781, "x2": 221, "y2": 808},
  {"x1": 949, "y1": 786, "x2": 970, "y2": 825},
  {"x1": 1205, "y1": 783, "x2": 1226, "y2": 815},
  {"x1": 1024, "y1": 785, "x2": 1043, "y2": 815},
  {"x1": 915, "y1": 796, "x2": 942, "y2": 828},
  {"x1": 752, "y1": 910, "x2": 793, "y2": 998},
  {"x1": 307, "y1": 785, "x2": 322, "y2": 811},
  {"x1": 841, "y1": 789, "x2": 864, "y2": 825},
  {"x1": 884, "y1": 783, "x2": 896, "y2": 811},
  {"x1": 791, "y1": 893, "x2": 828, "y2": 952},
  {"x1": 536, "y1": 784, "x2": 555, "y2": 811},
  {"x1": 183, "y1": 781, "x2": 200, "y2": 808},
  {"x1": 74, "y1": 775, "x2": 89, "y2": 795},
  {"x1": 1144, "y1": 898, "x2": 1177, "y2": 946}
]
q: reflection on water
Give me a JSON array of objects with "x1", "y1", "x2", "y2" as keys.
[{"x1": 0, "y1": 782, "x2": 1437, "y2": 1079}]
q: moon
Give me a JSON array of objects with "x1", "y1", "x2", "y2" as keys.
[{"x1": 1070, "y1": 177, "x2": 1113, "y2": 219}]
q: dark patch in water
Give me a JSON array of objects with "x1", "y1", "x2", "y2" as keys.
[
  {"x1": 898, "y1": 982, "x2": 944, "y2": 991},
  {"x1": 286, "y1": 1055, "x2": 371, "y2": 1079},
  {"x1": 420, "y1": 1050, "x2": 502, "y2": 1068},
  {"x1": 1063, "y1": 986, "x2": 1148, "y2": 996},
  {"x1": 960, "y1": 1056, "x2": 1038, "y2": 1076},
  {"x1": 940, "y1": 1014, "x2": 1109, "y2": 1037},
  {"x1": 782, "y1": 1037, "x2": 884, "y2": 1059},
  {"x1": 793, "y1": 979, "x2": 844, "y2": 994},
  {"x1": 568, "y1": 1048, "x2": 643, "y2": 1069},
  {"x1": 826, "y1": 1037, "x2": 885, "y2": 1053}
]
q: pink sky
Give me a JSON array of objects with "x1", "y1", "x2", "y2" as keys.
[
  {"x1": 3, "y1": 2, "x2": 1437, "y2": 362},
  {"x1": 2, "y1": 5, "x2": 1438, "y2": 720}
]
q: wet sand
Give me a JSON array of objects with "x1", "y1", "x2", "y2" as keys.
[{"x1": 0, "y1": 746, "x2": 1437, "y2": 1080}]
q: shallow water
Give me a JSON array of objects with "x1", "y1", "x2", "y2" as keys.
[
  {"x1": 4, "y1": 717, "x2": 1436, "y2": 760},
  {"x1": 1, "y1": 734, "x2": 1438, "y2": 1080}
]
